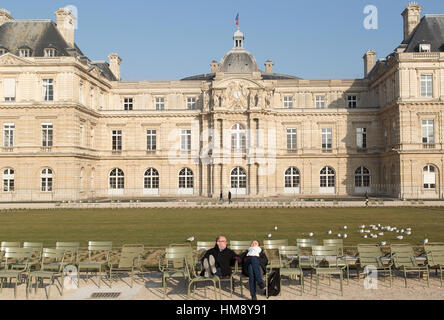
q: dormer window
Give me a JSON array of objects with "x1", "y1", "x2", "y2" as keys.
[
  {"x1": 19, "y1": 49, "x2": 31, "y2": 57},
  {"x1": 419, "y1": 44, "x2": 431, "y2": 52},
  {"x1": 44, "y1": 48, "x2": 57, "y2": 57}
]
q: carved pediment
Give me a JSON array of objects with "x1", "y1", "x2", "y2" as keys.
[{"x1": 0, "y1": 53, "x2": 34, "y2": 65}]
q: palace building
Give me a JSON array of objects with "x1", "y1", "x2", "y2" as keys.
[{"x1": 0, "y1": 3, "x2": 443, "y2": 202}]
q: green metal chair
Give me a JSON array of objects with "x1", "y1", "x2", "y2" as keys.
[
  {"x1": 0, "y1": 242, "x2": 20, "y2": 252},
  {"x1": 390, "y1": 244, "x2": 429, "y2": 288},
  {"x1": 424, "y1": 243, "x2": 444, "y2": 286},
  {"x1": 186, "y1": 252, "x2": 221, "y2": 300},
  {"x1": 55, "y1": 242, "x2": 80, "y2": 268},
  {"x1": 297, "y1": 239, "x2": 318, "y2": 274},
  {"x1": 23, "y1": 242, "x2": 44, "y2": 271},
  {"x1": 195, "y1": 242, "x2": 215, "y2": 272},
  {"x1": 311, "y1": 245, "x2": 345, "y2": 296},
  {"x1": 357, "y1": 244, "x2": 392, "y2": 287},
  {"x1": 78, "y1": 241, "x2": 112, "y2": 288},
  {"x1": 0, "y1": 248, "x2": 33, "y2": 298},
  {"x1": 27, "y1": 248, "x2": 65, "y2": 299},
  {"x1": 278, "y1": 246, "x2": 304, "y2": 296},
  {"x1": 230, "y1": 241, "x2": 251, "y2": 296},
  {"x1": 159, "y1": 246, "x2": 194, "y2": 299},
  {"x1": 264, "y1": 239, "x2": 289, "y2": 250},
  {"x1": 109, "y1": 245, "x2": 143, "y2": 288},
  {"x1": 324, "y1": 239, "x2": 349, "y2": 283}
]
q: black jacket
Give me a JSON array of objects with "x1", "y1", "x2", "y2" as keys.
[
  {"x1": 201, "y1": 245, "x2": 239, "y2": 277},
  {"x1": 240, "y1": 250, "x2": 268, "y2": 277}
]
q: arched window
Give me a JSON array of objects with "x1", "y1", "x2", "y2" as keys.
[
  {"x1": 144, "y1": 168, "x2": 159, "y2": 189},
  {"x1": 355, "y1": 167, "x2": 370, "y2": 187},
  {"x1": 285, "y1": 167, "x2": 300, "y2": 188},
  {"x1": 424, "y1": 165, "x2": 436, "y2": 189},
  {"x1": 231, "y1": 124, "x2": 246, "y2": 151},
  {"x1": 179, "y1": 168, "x2": 194, "y2": 189},
  {"x1": 320, "y1": 167, "x2": 335, "y2": 188},
  {"x1": 231, "y1": 167, "x2": 247, "y2": 189},
  {"x1": 109, "y1": 168, "x2": 124, "y2": 190},
  {"x1": 41, "y1": 168, "x2": 53, "y2": 192},
  {"x1": 3, "y1": 168, "x2": 14, "y2": 192}
]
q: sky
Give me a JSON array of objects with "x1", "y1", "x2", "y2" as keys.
[{"x1": 6, "y1": 0, "x2": 444, "y2": 81}]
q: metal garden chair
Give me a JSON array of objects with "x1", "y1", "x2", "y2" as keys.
[
  {"x1": 311, "y1": 245, "x2": 345, "y2": 296},
  {"x1": 0, "y1": 248, "x2": 33, "y2": 298},
  {"x1": 357, "y1": 244, "x2": 392, "y2": 287},
  {"x1": 390, "y1": 244, "x2": 429, "y2": 288},
  {"x1": 109, "y1": 245, "x2": 144, "y2": 288},
  {"x1": 424, "y1": 243, "x2": 444, "y2": 286},
  {"x1": 279, "y1": 246, "x2": 304, "y2": 296},
  {"x1": 78, "y1": 241, "x2": 112, "y2": 288}
]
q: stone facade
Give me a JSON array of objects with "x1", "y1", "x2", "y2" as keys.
[{"x1": 0, "y1": 5, "x2": 444, "y2": 201}]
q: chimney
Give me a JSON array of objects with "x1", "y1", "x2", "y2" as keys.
[
  {"x1": 108, "y1": 53, "x2": 122, "y2": 81},
  {"x1": 265, "y1": 60, "x2": 274, "y2": 73},
  {"x1": 0, "y1": 9, "x2": 13, "y2": 27},
  {"x1": 210, "y1": 60, "x2": 219, "y2": 73},
  {"x1": 55, "y1": 8, "x2": 76, "y2": 47},
  {"x1": 363, "y1": 50, "x2": 377, "y2": 78},
  {"x1": 401, "y1": 3, "x2": 422, "y2": 42}
]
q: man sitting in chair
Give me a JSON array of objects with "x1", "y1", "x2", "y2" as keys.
[{"x1": 201, "y1": 236, "x2": 241, "y2": 278}]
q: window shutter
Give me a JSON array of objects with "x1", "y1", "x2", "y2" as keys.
[{"x1": 3, "y1": 78, "x2": 16, "y2": 98}]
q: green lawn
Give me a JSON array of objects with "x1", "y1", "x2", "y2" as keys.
[{"x1": 0, "y1": 207, "x2": 443, "y2": 247}]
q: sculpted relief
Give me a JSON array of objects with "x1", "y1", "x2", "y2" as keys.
[{"x1": 206, "y1": 79, "x2": 274, "y2": 110}]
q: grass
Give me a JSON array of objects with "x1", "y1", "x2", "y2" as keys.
[{"x1": 0, "y1": 207, "x2": 443, "y2": 247}]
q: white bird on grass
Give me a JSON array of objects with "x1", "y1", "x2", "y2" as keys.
[
  {"x1": 405, "y1": 231, "x2": 412, "y2": 235},
  {"x1": 363, "y1": 235, "x2": 368, "y2": 239},
  {"x1": 267, "y1": 234, "x2": 272, "y2": 239},
  {"x1": 187, "y1": 237, "x2": 195, "y2": 242},
  {"x1": 380, "y1": 241, "x2": 387, "y2": 246},
  {"x1": 359, "y1": 230, "x2": 364, "y2": 234},
  {"x1": 337, "y1": 234, "x2": 342, "y2": 238},
  {"x1": 274, "y1": 226, "x2": 278, "y2": 231},
  {"x1": 378, "y1": 232, "x2": 384, "y2": 236},
  {"x1": 396, "y1": 236, "x2": 404, "y2": 240},
  {"x1": 343, "y1": 226, "x2": 348, "y2": 230},
  {"x1": 423, "y1": 238, "x2": 429, "y2": 244},
  {"x1": 343, "y1": 234, "x2": 348, "y2": 239},
  {"x1": 327, "y1": 230, "x2": 332, "y2": 235},
  {"x1": 308, "y1": 232, "x2": 314, "y2": 237}
]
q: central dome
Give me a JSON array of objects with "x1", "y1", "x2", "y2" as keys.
[{"x1": 219, "y1": 28, "x2": 258, "y2": 73}]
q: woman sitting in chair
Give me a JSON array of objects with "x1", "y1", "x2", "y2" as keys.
[{"x1": 240, "y1": 240, "x2": 268, "y2": 300}]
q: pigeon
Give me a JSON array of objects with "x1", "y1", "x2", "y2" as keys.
[
  {"x1": 363, "y1": 235, "x2": 368, "y2": 239},
  {"x1": 267, "y1": 234, "x2": 272, "y2": 238},
  {"x1": 360, "y1": 225, "x2": 366, "y2": 229},
  {"x1": 187, "y1": 237, "x2": 195, "y2": 242},
  {"x1": 396, "y1": 236, "x2": 404, "y2": 240},
  {"x1": 343, "y1": 234, "x2": 348, "y2": 239},
  {"x1": 359, "y1": 229, "x2": 364, "y2": 234},
  {"x1": 337, "y1": 234, "x2": 342, "y2": 238},
  {"x1": 378, "y1": 232, "x2": 384, "y2": 236},
  {"x1": 380, "y1": 241, "x2": 387, "y2": 246},
  {"x1": 401, "y1": 229, "x2": 405, "y2": 233},
  {"x1": 405, "y1": 231, "x2": 412, "y2": 235},
  {"x1": 274, "y1": 226, "x2": 278, "y2": 231},
  {"x1": 343, "y1": 226, "x2": 348, "y2": 230},
  {"x1": 423, "y1": 239, "x2": 429, "y2": 244},
  {"x1": 308, "y1": 232, "x2": 314, "y2": 237},
  {"x1": 327, "y1": 230, "x2": 332, "y2": 235}
]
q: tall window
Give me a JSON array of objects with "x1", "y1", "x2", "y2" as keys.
[
  {"x1": 348, "y1": 96, "x2": 357, "y2": 109},
  {"x1": 231, "y1": 124, "x2": 246, "y2": 151},
  {"x1": 422, "y1": 120, "x2": 434, "y2": 144},
  {"x1": 44, "y1": 48, "x2": 56, "y2": 57},
  {"x1": 231, "y1": 167, "x2": 247, "y2": 189},
  {"x1": 357, "y1": 128, "x2": 367, "y2": 149},
  {"x1": 19, "y1": 49, "x2": 30, "y2": 57},
  {"x1": 285, "y1": 167, "x2": 300, "y2": 188},
  {"x1": 144, "y1": 168, "x2": 159, "y2": 189},
  {"x1": 3, "y1": 78, "x2": 16, "y2": 102},
  {"x1": 315, "y1": 96, "x2": 326, "y2": 109},
  {"x1": 155, "y1": 97, "x2": 165, "y2": 110},
  {"x1": 287, "y1": 128, "x2": 297, "y2": 150},
  {"x1": 42, "y1": 124, "x2": 53, "y2": 147},
  {"x1": 355, "y1": 167, "x2": 371, "y2": 187},
  {"x1": 321, "y1": 128, "x2": 332, "y2": 150},
  {"x1": 147, "y1": 129, "x2": 157, "y2": 151},
  {"x1": 320, "y1": 167, "x2": 335, "y2": 188},
  {"x1": 124, "y1": 98, "x2": 133, "y2": 111},
  {"x1": 180, "y1": 129, "x2": 191, "y2": 151},
  {"x1": 112, "y1": 130, "x2": 122, "y2": 151},
  {"x1": 420, "y1": 74, "x2": 433, "y2": 98},
  {"x1": 41, "y1": 168, "x2": 53, "y2": 192},
  {"x1": 423, "y1": 165, "x2": 436, "y2": 189},
  {"x1": 283, "y1": 96, "x2": 293, "y2": 108},
  {"x1": 42, "y1": 79, "x2": 54, "y2": 101},
  {"x1": 3, "y1": 123, "x2": 14, "y2": 147},
  {"x1": 187, "y1": 97, "x2": 197, "y2": 110},
  {"x1": 179, "y1": 168, "x2": 194, "y2": 189},
  {"x1": 3, "y1": 168, "x2": 14, "y2": 192},
  {"x1": 109, "y1": 168, "x2": 124, "y2": 190}
]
